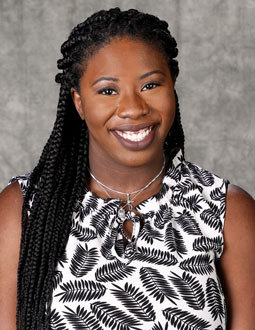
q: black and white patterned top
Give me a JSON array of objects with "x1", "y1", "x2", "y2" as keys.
[{"x1": 13, "y1": 151, "x2": 229, "y2": 330}]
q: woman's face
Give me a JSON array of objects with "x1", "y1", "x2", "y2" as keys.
[{"x1": 72, "y1": 36, "x2": 176, "y2": 168}]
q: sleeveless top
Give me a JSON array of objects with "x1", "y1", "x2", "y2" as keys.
[{"x1": 13, "y1": 151, "x2": 229, "y2": 330}]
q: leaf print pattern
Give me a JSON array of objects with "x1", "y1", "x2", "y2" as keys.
[
  {"x1": 165, "y1": 223, "x2": 187, "y2": 257},
  {"x1": 55, "y1": 279, "x2": 106, "y2": 302},
  {"x1": 163, "y1": 307, "x2": 211, "y2": 329},
  {"x1": 193, "y1": 236, "x2": 223, "y2": 256},
  {"x1": 49, "y1": 309, "x2": 68, "y2": 330},
  {"x1": 70, "y1": 219, "x2": 97, "y2": 242},
  {"x1": 95, "y1": 260, "x2": 136, "y2": 282},
  {"x1": 13, "y1": 150, "x2": 228, "y2": 329},
  {"x1": 58, "y1": 251, "x2": 68, "y2": 268},
  {"x1": 139, "y1": 221, "x2": 164, "y2": 245},
  {"x1": 140, "y1": 267, "x2": 179, "y2": 304},
  {"x1": 180, "y1": 254, "x2": 214, "y2": 275},
  {"x1": 90, "y1": 203, "x2": 117, "y2": 237},
  {"x1": 206, "y1": 278, "x2": 225, "y2": 321},
  {"x1": 186, "y1": 161, "x2": 215, "y2": 186},
  {"x1": 115, "y1": 239, "x2": 125, "y2": 257},
  {"x1": 154, "y1": 204, "x2": 172, "y2": 229},
  {"x1": 151, "y1": 322, "x2": 169, "y2": 330},
  {"x1": 166, "y1": 164, "x2": 181, "y2": 181},
  {"x1": 74, "y1": 194, "x2": 99, "y2": 221},
  {"x1": 101, "y1": 227, "x2": 119, "y2": 260},
  {"x1": 169, "y1": 272, "x2": 205, "y2": 310},
  {"x1": 174, "y1": 210, "x2": 202, "y2": 235},
  {"x1": 210, "y1": 187, "x2": 225, "y2": 203},
  {"x1": 63, "y1": 305, "x2": 103, "y2": 330},
  {"x1": 175, "y1": 178, "x2": 203, "y2": 196},
  {"x1": 91, "y1": 301, "x2": 142, "y2": 330},
  {"x1": 70, "y1": 244, "x2": 99, "y2": 277},
  {"x1": 172, "y1": 193, "x2": 204, "y2": 213},
  {"x1": 111, "y1": 282, "x2": 156, "y2": 321},
  {"x1": 141, "y1": 210, "x2": 155, "y2": 221},
  {"x1": 135, "y1": 247, "x2": 178, "y2": 266},
  {"x1": 155, "y1": 182, "x2": 170, "y2": 201},
  {"x1": 200, "y1": 204, "x2": 223, "y2": 232},
  {"x1": 52, "y1": 271, "x2": 63, "y2": 290}
]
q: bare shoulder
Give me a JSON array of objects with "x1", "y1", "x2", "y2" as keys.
[
  {"x1": 218, "y1": 184, "x2": 255, "y2": 329},
  {"x1": 0, "y1": 180, "x2": 23, "y2": 210},
  {"x1": 223, "y1": 183, "x2": 255, "y2": 249},
  {"x1": 0, "y1": 181, "x2": 23, "y2": 328},
  {"x1": 0, "y1": 181, "x2": 24, "y2": 233},
  {"x1": 226, "y1": 183, "x2": 255, "y2": 216}
]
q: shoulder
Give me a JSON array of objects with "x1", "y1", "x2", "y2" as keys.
[
  {"x1": 219, "y1": 184, "x2": 255, "y2": 327},
  {"x1": 226, "y1": 183, "x2": 255, "y2": 205},
  {"x1": 225, "y1": 183, "x2": 255, "y2": 229},
  {"x1": 0, "y1": 180, "x2": 24, "y2": 252},
  {"x1": 223, "y1": 183, "x2": 255, "y2": 261},
  {"x1": 0, "y1": 181, "x2": 23, "y2": 260},
  {"x1": 0, "y1": 181, "x2": 24, "y2": 226},
  {"x1": 222, "y1": 183, "x2": 255, "y2": 269},
  {"x1": 0, "y1": 182, "x2": 23, "y2": 327}
]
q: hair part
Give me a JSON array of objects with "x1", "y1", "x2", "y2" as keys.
[{"x1": 17, "y1": 7, "x2": 184, "y2": 329}]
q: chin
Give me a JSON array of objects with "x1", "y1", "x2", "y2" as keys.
[{"x1": 115, "y1": 149, "x2": 162, "y2": 168}]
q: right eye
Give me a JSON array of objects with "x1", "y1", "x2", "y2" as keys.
[{"x1": 98, "y1": 88, "x2": 118, "y2": 95}]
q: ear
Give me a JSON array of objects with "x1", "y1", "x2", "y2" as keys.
[{"x1": 70, "y1": 87, "x2": 85, "y2": 120}]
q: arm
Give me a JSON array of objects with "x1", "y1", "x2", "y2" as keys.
[
  {"x1": 0, "y1": 182, "x2": 23, "y2": 329},
  {"x1": 218, "y1": 184, "x2": 255, "y2": 330}
]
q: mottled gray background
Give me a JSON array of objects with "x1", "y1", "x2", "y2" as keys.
[{"x1": 1, "y1": 0, "x2": 254, "y2": 196}]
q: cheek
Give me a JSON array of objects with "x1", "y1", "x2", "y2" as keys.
[
  {"x1": 83, "y1": 94, "x2": 116, "y2": 127},
  {"x1": 155, "y1": 92, "x2": 176, "y2": 131},
  {"x1": 82, "y1": 97, "x2": 104, "y2": 130},
  {"x1": 83, "y1": 106, "x2": 115, "y2": 143}
]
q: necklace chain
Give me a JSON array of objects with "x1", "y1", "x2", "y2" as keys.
[
  {"x1": 88, "y1": 155, "x2": 165, "y2": 202},
  {"x1": 89, "y1": 156, "x2": 165, "y2": 243}
]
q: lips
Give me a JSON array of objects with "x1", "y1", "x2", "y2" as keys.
[
  {"x1": 111, "y1": 123, "x2": 158, "y2": 151},
  {"x1": 115, "y1": 126, "x2": 153, "y2": 142}
]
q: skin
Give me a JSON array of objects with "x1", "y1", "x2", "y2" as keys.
[
  {"x1": 0, "y1": 37, "x2": 255, "y2": 329},
  {"x1": 72, "y1": 37, "x2": 176, "y2": 197}
]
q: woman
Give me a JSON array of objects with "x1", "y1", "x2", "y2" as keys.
[{"x1": 0, "y1": 7, "x2": 254, "y2": 330}]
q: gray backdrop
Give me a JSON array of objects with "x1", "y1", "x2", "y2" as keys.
[{"x1": 1, "y1": 0, "x2": 254, "y2": 196}]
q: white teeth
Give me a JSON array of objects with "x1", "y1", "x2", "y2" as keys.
[{"x1": 116, "y1": 126, "x2": 152, "y2": 142}]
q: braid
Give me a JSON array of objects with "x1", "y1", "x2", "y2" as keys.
[
  {"x1": 164, "y1": 90, "x2": 185, "y2": 159},
  {"x1": 17, "y1": 7, "x2": 184, "y2": 329}
]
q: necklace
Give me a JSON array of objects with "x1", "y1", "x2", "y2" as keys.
[
  {"x1": 88, "y1": 155, "x2": 165, "y2": 208},
  {"x1": 88, "y1": 155, "x2": 166, "y2": 243}
]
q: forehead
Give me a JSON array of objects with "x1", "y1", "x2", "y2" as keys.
[{"x1": 82, "y1": 37, "x2": 170, "y2": 80}]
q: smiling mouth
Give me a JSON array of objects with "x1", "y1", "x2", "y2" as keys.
[{"x1": 115, "y1": 126, "x2": 153, "y2": 142}]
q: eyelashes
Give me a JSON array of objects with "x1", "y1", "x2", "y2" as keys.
[
  {"x1": 97, "y1": 82, "x2": 161, "y2": 96},
  {"x1": 98, "y1": 88, "x2": 117, "y2": 96},
  {"x1": 141, "y1": 82, "x2": 161, "y2": 91}
]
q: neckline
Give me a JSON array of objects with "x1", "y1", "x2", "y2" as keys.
[{"x1": 81, "y1": 149, "x2": 183, "y2": 208}]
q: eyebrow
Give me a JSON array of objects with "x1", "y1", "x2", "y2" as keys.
[
  {"x1": 91, "y1": 70, "x2": 166, "y2": 86},
  {"x1": 139, "y1": 70, "x2": 166, "y2": 80},
  {"x1": 92, "y1": 76, "x2": 119, "y2": 86}
]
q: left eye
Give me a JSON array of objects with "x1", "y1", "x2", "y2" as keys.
[
  {"x1": 98, "y1": 88, "x2": 117, "y2": 95},
  {"x1": 141, "y1": 82, "x2": 160, "y2": 91}
]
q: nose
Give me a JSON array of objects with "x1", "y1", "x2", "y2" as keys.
[{"x1": 116, "y1": 91, "x2": 150, "y2": 119}]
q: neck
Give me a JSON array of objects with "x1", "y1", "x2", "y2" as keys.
[{"x1": 87, "y1": 148, "x2": 165, "y2": 199}]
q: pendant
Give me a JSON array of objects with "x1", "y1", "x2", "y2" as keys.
[
  {"x1": 117, "y1": 194, "x2": 142, "y2": 245},
  {"x1": 118, "y1": 207, "x2": 126, "y2": 221},
  {"x1": 125, "y1": 193, "x2": 134, "y2": 211},
  {"x1": 118, "y1": 193, "x2": 134, "y2": 221}
]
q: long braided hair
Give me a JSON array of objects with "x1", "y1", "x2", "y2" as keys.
[{"x1": 17, "y1": 7, "x2": 185, "y2": 329}]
